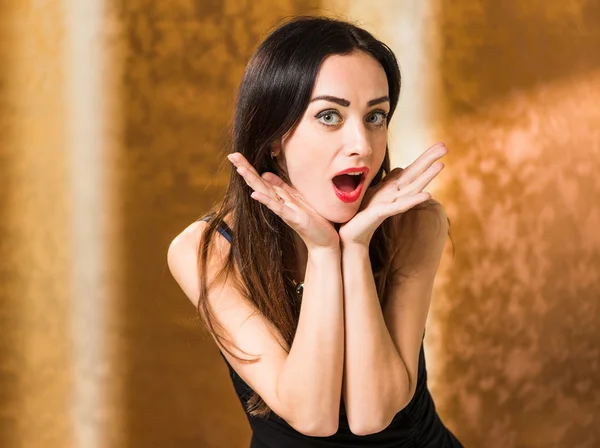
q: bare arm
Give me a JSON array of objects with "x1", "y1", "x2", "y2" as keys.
[
  {"x1": 341, "y1": 240, "x2": 409, "y2": 436},
  {"x1": 341, "y1": 204, "x2": 448, "y2": 436},
  {"x1": 168, "y1": 220, "x2": 344, "y2": 436},
  {"x1": 277, "y1": 244, "x2": 344, "y2": 435}
]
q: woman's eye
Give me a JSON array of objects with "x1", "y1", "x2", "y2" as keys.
[
  {"x1": 316, "y1": 110, "x2": 342, "y2": 126},
  {"x1": 367, "y1": 111, "x2": 388, "y2": 127}
]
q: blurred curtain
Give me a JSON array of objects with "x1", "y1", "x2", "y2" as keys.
[{"x1": 432, "y1": 2, "x2": 600, "y2": 446}]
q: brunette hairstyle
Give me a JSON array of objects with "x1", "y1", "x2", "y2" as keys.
[{"x1": 197, "y1": 16, "x2": 433, "y2": 417}]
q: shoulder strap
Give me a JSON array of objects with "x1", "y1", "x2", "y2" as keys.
[{"x1": 199, "y1": 215, "x2": 233, "y2": 244}]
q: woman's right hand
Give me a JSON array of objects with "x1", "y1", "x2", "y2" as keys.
[{"x1": 227, "y1": 152, "x2": 339, "y2": 252}]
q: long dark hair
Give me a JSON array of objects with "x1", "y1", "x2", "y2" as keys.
[{"x1": 198, "y1": 16, "x2": 411, "y2": 417}]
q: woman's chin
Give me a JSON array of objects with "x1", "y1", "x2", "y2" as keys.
[
  {"x1": 305, "y1": 194, "x2": 363, "y2": 224},
  {"x1": 319, "y1": 207, "x2": 360, "y2": 225}
]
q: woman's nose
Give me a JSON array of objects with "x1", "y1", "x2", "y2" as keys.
[{"x1": 345, "y1": 123, "x2": 372, "y2": 157}]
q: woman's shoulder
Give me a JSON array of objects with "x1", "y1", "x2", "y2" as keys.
[
  {"x1": 167, "y1": 218, "x2": 234, "y2": 304},
  {"x1": 388, "y1": 198, "x2": 449, "y2": 269},
  {"x1": 168, "y1": 219, "x2": 209, "y2": 259},
  {"x1": 172, "y1": 218, "x2": 207, "y2": 244},
  {"x1": 391, "y1": 198, "x2": 447, "y2": 237},
  {"x1": 169, "y1": 214, "x2": 233, "y2": 255}
]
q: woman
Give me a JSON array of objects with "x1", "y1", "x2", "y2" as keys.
[{"x1": 168, "y1": 16, "x2": 462, "y2": 447}]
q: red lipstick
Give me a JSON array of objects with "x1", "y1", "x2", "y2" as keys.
[{"x1": 331, "y1": 167, "x2": 369, "y2": 203}]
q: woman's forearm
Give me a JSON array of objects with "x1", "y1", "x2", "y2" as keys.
[
  {"x1": 276, "y1": 246, "x2": 344, "y2": 435},
  {"x1": 341, "y1": 242, "x2": 410, "y2": 435}
]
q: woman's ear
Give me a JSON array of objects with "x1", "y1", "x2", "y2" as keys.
[
  {"x1": 269, "y1": 140, "x2": 288, "y2": 176},
  {"x1": 270, "y1": 139, "x2": 282, "y2": 158}
]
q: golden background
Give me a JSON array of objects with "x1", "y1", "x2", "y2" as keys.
[{"x1": 1, "y1": 1, "x2": 598, "y2": 447}]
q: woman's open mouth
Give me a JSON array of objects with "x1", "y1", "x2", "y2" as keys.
[{"x1": 331, "y1": 170, "x2": 368, "y2": 203}]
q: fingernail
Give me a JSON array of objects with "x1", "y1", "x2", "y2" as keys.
[{"x1": 227, "y1": 154, "x2": 238, "y2": 165}]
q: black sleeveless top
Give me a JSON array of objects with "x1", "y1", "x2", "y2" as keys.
[{"x1": 200, "y1": 216, "x2": 463, "y2": 447}]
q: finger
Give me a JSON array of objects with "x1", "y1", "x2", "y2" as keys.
[
  {"x1": 250, "y1": 187, "x2": 301, "y2": 227},
  {"x1": 228, "y1": 153, "x2": 272, "y2": 195},
  {"x1": 250, "y1": 190, "x2": 289, "y2": 217},
  {"x1": 403, "y1": 144, "x2": 446, "y2": 180},
  {"x1": 235, "y1": 166, "x2": 272, "y2": 196},
  {"x1": 380, "y1": 167, "x2": 404, "y2": 185},
  {"x1": 427, "y1": 141, "x2": 447, "y2": 152},
  {"x1": 414, "y1": 143, "x2": 447, "y2": 171},
  {"x1": 227, "y1": 152, "x2": 256, "y2": 172},
  {"x1": 262, "y1": 172, "x2": 318, "y2": 212},
  {"x1": 380, "y1": 192, "x2": 432, "y2": 218},
  {"x1": 403, "y1": 161, "x2": 444, "y2": 195},
  {"x1": 261, "y1": 172, "x2": 299, "y2": 197},
  {"x1": 271, "y1": 184, "x2": 295, "y2": 205},
  {"x1": 399, "y1": 143, "x2": 448, "y2": 185},
  {"x1": 261, "y1": 171, "x2": 287, "y2": 187}
]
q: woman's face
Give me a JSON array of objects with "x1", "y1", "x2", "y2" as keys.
[{"x1": 276, "y1": 51, "x2": 390, "y2": 224}]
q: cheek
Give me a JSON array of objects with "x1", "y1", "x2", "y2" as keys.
[
  {"x1": 373, "y1": 134, "x2": 388, "y2": 161},
  {"x1": 369, "y1": 135, "x2": 388, "y2": 180},
  {"x1": 283, "y1": 124, "x2": 329, "y2": 178},
  {"x1": 284, "y1": 144, "x2": 329, "y2": 198},
  {"x1": 375, "y1": 130, "x2": 388, "y2": 149}
]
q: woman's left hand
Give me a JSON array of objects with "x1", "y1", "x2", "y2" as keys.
[{"x1": 338, "y1": 142, "x2": 448, "y2": 247}]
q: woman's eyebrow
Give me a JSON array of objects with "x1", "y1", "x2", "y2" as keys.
[
  {"x1": 310, "y1": 95, "x2": 390, "y2": 107},
  {"x1": 310, "y1": 95, "x2": 350, "y2": 106},
  {"x1": 367, "y1": 96, "x2": 390, "y2": 106}
]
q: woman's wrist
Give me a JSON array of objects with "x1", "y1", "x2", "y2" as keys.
[
  {"x1": 339, "y1": 231, "x2": 372, "y2": 250},
  {"x1": 307, "y1": 244, "x2": 341, "y2": 258},
  {"x1": 340, "y1": 239, "x2": 370, "y2": 256},
  {"x1": 338, "y1": 224, "x2": 376, "y2": 249}
]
